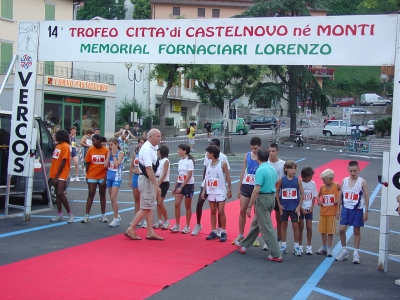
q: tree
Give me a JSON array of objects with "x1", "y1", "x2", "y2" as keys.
[
  {"x1": 185, "y1": 65, "x2": 267, "y2": 154},
  {"x1": 116, "y1": 96, "x2": 147, "y2": 124},
  {"x1": 357, "y1": 0, "x2": 400, "y2": 14},
  {"x1": 236, "y1": 0, "x2": 329, "y2": 138},
  {"x1": 131, "y1": 0, "x2": 151, "y2": 19},
  {"x1": 327, "y1": 0, "x2": 363, "y2": 16},
  {"x1": 77, "y1": 0, "x2": 127, "y2": 20}
]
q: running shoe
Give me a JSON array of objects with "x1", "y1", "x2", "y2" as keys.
[
  {"x1": 234, "y1": 240, "x2": 246, "y2": 254},
  {"x1": 316, "y1": 246, "x2": 327, "y2": 255},
  {"x1": 352, "y1": 251, "x2": 360, "y2": 264},
  {"x1": 335, "y1": 248, "x2": 349, "y2": 261},
  {"x1": 153, "y1": 220, "x2": 163, "y2": 229},
  {"x1": 161, "y1": 220, "x2": 170, "y2": 230},
  {"x1": 70, "y1": 177, "x2": 76, "y2": 182},
  {"x1": 170, "y1": 224, "x2": 181, "y2": 233},
  {"x1": 306, "y1": 246, "x2": 313, "y2": 255},
  {"x1": 81, "y1": 215, "x2": 90, "y2": 223},
  {"x1": 50, "y1": 215, "x2": 63, "y2": 222},
  {"x1": 206, "y1": 231, "x2": 218, "y2": 240},
  {"x1": 191, "y1": 224, "x2": 202, "y2": 236},
  {"x1": 232, "y1": 235, "x2": 244, "y2": 245},
  {"x1": 294, "y1": 246, "x2": 302, "y2": 256},
  {"x1": 280, "y1": 244, "x2": 287, "y2": 254},
  {"x1": 75, "y1": 177, "x2": 80, "y2": 182},
  {"x1": 299, "y1": 246, "x2": 304, "y2": 254},
  {"x1": 117, "y1": 214, "x2": 122, "y2": 221},
  {"x1": 141, "y1": 220, "x2": 147, "y2": 228},
  {"x1": 216, "y1": 227, "x2": 222, "y2": 238},
  {"x1": 326, "y1": 247, "x2": 332, "y2": 257},
  {"x1": 267, "y1": 255, "x2": 283, "y2": 262},
  {"x1": 99, "y1": 215, "x2": 108, "y2": 223},
  {"x1": 253, "y1": 237, "x2": 260, "y2": 247},
  {"x1": 67, "y1": 214, "x2": 74, "y2": 224},
  {"x1": 181, "y1": 225, "x2": 190, "y2": 234},
  {"x1": 262, "y1": 243, "x2": 269, "y2": 251},
  {"x1": 109, "y1": 218, "x2": 120, "y2": 227},
  {"x1": 220, "y1": 232, "x2": 227, "y2": 242},
  {"x1": 395, "y1": 279, "x2": 400, "y2": 286}
]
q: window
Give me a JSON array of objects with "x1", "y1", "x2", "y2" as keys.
[
  {"x1": 198, "y1": 8, "x2": 205, "y2": 17},
  {"x1": 45, "y1": 3, "x2": 55, "y2": 20},
  {"x1": 172, "y1": 7, "x2": 180, "y2": 16},
  {"x1": 0, "y1": 42, "x2": 13, "y2": 74},
  {"x1": 212, "y1": 9, "x2": 220, "y2": 18},
  {"x1": 1, "y1": 0, "x2": 13, "y2": 19}
]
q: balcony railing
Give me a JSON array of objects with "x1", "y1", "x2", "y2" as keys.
[
  {"x1": 307, "y1": 67, "x2": 335, "y2": 78},
  {"x1": 1, "y1": 62, "x2": 114, "y2": 84},
  {"x1": 169, "y1": 86, "x2": 182, "y2": 97}
]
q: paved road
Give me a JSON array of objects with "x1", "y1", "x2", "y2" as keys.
[{"x1": 0, "y1": 132, "x2": 399, "y2": 299}]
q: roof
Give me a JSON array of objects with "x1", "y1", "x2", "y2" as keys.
[{"x1": 150, "y1": 0, "x2": 252, "y2": 7}]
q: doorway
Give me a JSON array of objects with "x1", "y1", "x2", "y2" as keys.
[{"x1": 64, "y1": 105, "x2": 81, "y2": 134}]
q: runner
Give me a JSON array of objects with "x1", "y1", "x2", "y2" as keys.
[
  {"x1": 69, "y1": 126, "x2": 80, "y2": 182},
  {"x1": 80, "y1": 128, "x2": 94, "y2": 160},
  {"x1": 204, "y1": 120, "x2": 212, "y2": 142}
]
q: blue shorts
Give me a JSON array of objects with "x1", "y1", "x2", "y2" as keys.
[
  {"x1": 340, "y1": 207, "x2": 364, "y2": 227},
  {"x1": 240, "y1": 184, "x2": 255, "y2": 198},
  {"x1": 280, "y1": 210, "x2": 299, "y2": 222},
  {"x1": 132, "y1": 174, "x2": 139, "y2": 189},
  {"x1": 87, "y1": 179, "x2": 104, "y2": 184},
  {"x1": 71, "y1": 148, "x2": 77, "y2": 158},
  {"x1": 106, "y1": 179, "x2": 122, "y2": 188},
  {"x1": 300, "y1": 211, "x2": 313, "y2": 220}
]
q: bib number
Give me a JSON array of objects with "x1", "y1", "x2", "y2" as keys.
[
  {"x1": 282, "y1": 188, "x2": 297, "y2": 199},
  {"x1": 52, "y1": 149, "x2": 61, "y2": 159},
  {"x1": 134, "y1": 157, "x2": 139, "y2": 167},
  {"x1": 92, "y1": 155, "x2": 105, "y2": 164},
  {"x1": 178, "y1": 174, "x2": 187, "y2": 182},
  {"x1": 304, "y1": 191, "x2": 313, "y2": 200},
  {"x1": 345, "y1": 191, "x2": 359, "y2": 201},
  {"x1": 108, "y1": 161, "x2": 116, "y2": 170},
  {"x1": 207, "y1": 178, "x2": 218, "y2": 188},
  {"x1": 244, "y1": 174, "x2": 255, "y2": 184},
  {"x1": 322, "y1": 194, "x2": 335, "y2": 206}
]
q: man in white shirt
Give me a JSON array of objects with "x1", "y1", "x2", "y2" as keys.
[{"x1": 125, "y1": 129, "x2": 163, "y2": 241}]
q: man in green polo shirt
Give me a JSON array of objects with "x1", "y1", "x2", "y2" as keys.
[{"x1": 235, "y1": 149, "x2": 282, "y2": 262}]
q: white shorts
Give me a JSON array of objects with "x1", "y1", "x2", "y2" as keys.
[
  {"x1": 208, "y1": 194, "x2": 226, "y2": 202},
  {"x1": 188, "y1": 138, "x2": 195, "y2": 145}
]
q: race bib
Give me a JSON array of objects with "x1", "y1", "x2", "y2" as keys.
[
  {"x1": 282, "y1": 188, "x2": 297, "y2": 199},
  {"x1": 52, "y1": 149, "x2": 61, "y2": 159},
  {"x1": 304, "y1": 191, "x2": 313, "y2": 200},
  {"x1": 178, "y1": 173, "x2": 187, "y2": 182},
  {"x1": 244, "y1": 174, "x2": 255, "y2": 184},
  {"x1": 71, "y1": 141, "x2": 76, "y2": 148},
  {"x1": 207, "y1": 178, "x2": 218, "y2": 188},
  {"x1": 345, "y1": 190, "x2": 359, "y2": 201},
  {"x1": 92, "y1": 155, "x2": 105, "y2": 164},
  {"x1": 134, "y1": 157, "x2": 139, "y2": 167},
  {"x1": 322, "y1": 194, "x2": 335, "y2": 206},
  {"x1": 87, "y1": 139, "x2": 92, "y2": 146},
  {"x1": 108, "y1": 161, "x2": 116, "y2": 170}
]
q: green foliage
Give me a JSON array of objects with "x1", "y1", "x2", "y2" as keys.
[
  {"x1": 116, "y1": 96, "x2": 147, "y2": 124},
  {"x1": 165, "y1": 117, "x2": 174, "y2": 126},
  {"x1": 152, "y1": 114, "x2": 160, "y2": 125},
  {"x1": 327, "y1": 0, "x2": 363, "y2": 15},
  {"x1": 131, "y1": 0, "x2": 151, "y2": 19},
  {"x1": 357, "y1": 0, "x2": 400, "y2": 14},
  {"x1": 77, "y1": 0, "x2": 127, "y2": 20}
]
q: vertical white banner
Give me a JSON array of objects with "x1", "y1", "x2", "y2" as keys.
[
  {"x1": 223, "y1": 99, "x2": 229, "y2": 121},
  {"x1": 8, "y1": 22, "x2": 39, "y2": 177}
]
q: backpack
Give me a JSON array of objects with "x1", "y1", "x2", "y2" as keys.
[{"x1": 186, "y1": 127, "x2": 190, "y2": 134}]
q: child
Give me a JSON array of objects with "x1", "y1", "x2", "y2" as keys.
[
  {"x1": 80, "y1": 128, "x2": 93, "y2": 159},
  {"x1": 153, "y1": 144, "x2": 171, "y2": 230},
  {"x1": 276, "y1": 160, "x2": 304, "y2": 256},
  {"x1": 105, "y1": 137, "x2": 125, "y2": 227},
  {"x1": 171, "y1": 144, "x2": 195, "y2": 234},
  {"x1": 336, "y1": 161, "x2": 369, "y2": 264},
  {"x1": 316, "y1": 168, "x2": 341, "y2": 257},
  {"x1": 69, "y1": 126, "x2": 80, "y2": 181},
  {"x1": 299, "y1": 167, "x2": 318, "y2": 255},
  {"x1": 49, "y1": 130, "x2": 74, "y2": 223},
  {"x1": 188, "y1": 122, "x2": 196, "y2": 152},
  {"x1": 82, "y1": 134, "x2": 108, "y2": 223},
  {"x1": 201, "y1": 145, "x2": 232, "y2": 242},
  {"x1": 233, "y1": 137, "x2": 262, "y2": 245}
]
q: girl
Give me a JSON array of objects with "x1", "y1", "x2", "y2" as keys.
[
  {"x1": 170, "y1": 144, "x2": 195, "y2": 234},
  {"x1": 80, "y1": 128, "x2": 94, "y2": 160},
  {"x1": 69, "y1": 126, "x2": 80, "y2": 181},
  {"x1": 105, "y1": 137, "x2": 125, "y2": 227},
  {"x1": 153, "y1": 144, "x2": 170, "y2": 230},
  {"x1": 50, "y1": 130, "x2": 74, "y2": 223},
  {"x1": 128, "y1": 137, "x2": 147, "y2": 227},
  {"x1": 82, "y1": 134, "x2": 108, "y2": 223}
]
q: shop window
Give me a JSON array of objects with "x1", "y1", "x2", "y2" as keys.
[
  {"x1": 172, "y1": 7, "x2": 180, "y2": 16},
  {"x1": 198, "y1": 8, "x2": 205, "y2": 17},
  {"x1": 82, "y1": 106, "x2": 101, "y2": 136},
  {"x1": 43, "y1": 102, "x2": 63, "y2": 136},
  {"x1": 212, "y1": 9, "x2": 220, "y2": 18}
]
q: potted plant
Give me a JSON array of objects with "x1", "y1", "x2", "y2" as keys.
[{"x1": 374, "y1": 119, "x2": 386, "y2": 138}]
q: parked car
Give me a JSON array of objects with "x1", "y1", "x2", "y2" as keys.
[
  {"x1": 211, "y1": 118, "x2": 248, "y2": 135},
  {"x1": 358, "y1": 120, "x2": 376, "y2": 135},
  {"x1": 248, "y1": 116, "x2": 279, "y2": 129},
  {"x1": 322, "y1": 120, "x2": 360, "y2": 136},
  {"x1": 331, "y1": 97, "x2": 356, "y2": 107},
  {"x1": 360, "y1": 93, "x2": 391, "y2": 106},
  {"x1": 351, "y1": 108, "x2": 373, "y2": 114}
]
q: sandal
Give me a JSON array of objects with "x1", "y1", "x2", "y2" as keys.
[{"x1": 124, "y1": 230, "x2": 141, "y2": 240}]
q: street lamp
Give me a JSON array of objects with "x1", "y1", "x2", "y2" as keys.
[
  {"x1": 125, "y1": 62, "x2": 145, "y2": 101},
  {"x1": 380, "y1": 73, "x2": 389, "y2": 96}
]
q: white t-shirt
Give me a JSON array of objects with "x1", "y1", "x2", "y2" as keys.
[
  {"x1": 155, "y1": 157, "x2": 170, "y2": 182},
  {"x1": 177, "y1": 157, "x2": 194, "y2": 184},
  {"x1": 301, "y1": 180, "x2": 318, "y2": 210},
  {"x1": 268, "y1": 159, "x2": 285, "y2": 181},
  {"x1": 138, "y1": 141, "x2": 158, "y2": 168},
  {"x1": 201, "y1": 152, "x2": 230, "y2": 187}
]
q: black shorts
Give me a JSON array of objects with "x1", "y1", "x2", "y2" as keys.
[
  {"x1": 159, "y1": 181, "x2": 170, "y2": 198},
  {"x1": 274, "y1": 200, "x2": 280, "y2": 212},
  {"x1": 197, "y1": 186, "x2": 208, "y2": 203},
  {"x1": 240, "y1": 184, "x2": 255, "y2": 198},
  {"x1": 175, "y1": 183, "x2": 194, "y2": 199},
  {"x1": 280, "y1": 210, "x2": 299, "y2": 222}
]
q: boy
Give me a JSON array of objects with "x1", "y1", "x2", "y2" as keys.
[
  {"x1": 336, "y1": 161, "x2": 369, "y2": 264},
  {"x1": 299, "y1": 167, "x2": 318, "y2": 255},
  {"x1": 316, "y1": 169, "x2": 341, "y2": 257},
  {"x1": 201, "y1": 145, "x2": 232, "y2": 242},
  {"x1": 232, "y1": 137, "x2": 262, "y2": 245},
  {"x1": 276, "y1": 160, "x2": 304, "y2": 256},
  {"x1": 192, "y1": 139, "x2": 230, "y2": 237}
]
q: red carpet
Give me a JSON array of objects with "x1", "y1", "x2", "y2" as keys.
[{"x1": 0, "y1": 200, "x2": 252, "y2": 299}]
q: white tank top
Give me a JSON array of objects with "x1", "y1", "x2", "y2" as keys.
[
  {"x1": 342, "y1": 177, "x2": 364, "y2": 209},
  {"x1": 205, "y1": 160, "x2": 226, "y2": 195},
  {"x1": 177, "y1": 157, "x2": 194, "y2": 184},
  {"x1": 155, "y1": 157, "x2": 170, "y2": 182}
]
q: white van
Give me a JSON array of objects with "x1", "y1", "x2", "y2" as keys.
[{"x1": 360, "y1": 93, "x2": 391, "y2": 106}]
